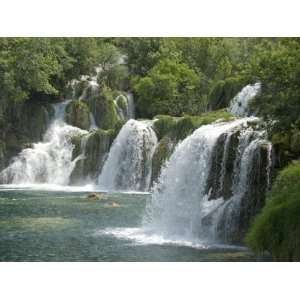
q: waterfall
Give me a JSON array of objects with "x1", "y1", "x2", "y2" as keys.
[
  {"x1": 126, "y1": 92, "x2": 135, "y2": 119},
  {"x1": 0, "y1": 101, "x2": 87, "y2": 185},
  {"x1": 89, "y1": 112, "x2": 98, "y2": 130},
  {"x1": 98, "y1": 119, "x2": 157, "y2": 192},
  {"x1": 113, "y1": 93, "x2": 135, "y2": 121},
  {"x1": 228, "y1": 83, "x2": 261, "y2": 117},
  {"x1": 143, "y1": 117, "x2": 273, "y2": 245}
]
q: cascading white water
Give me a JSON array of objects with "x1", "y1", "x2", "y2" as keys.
[
  {"x1": 228, "y1": 83, "x2": 261, "y2": 117},
  {"x1": 126, "y1": 92, "x2": 135, "y2": 119},
  {"x1": 113, "y1": 93, "x2": 135, "y2": 121},
  {"x1": 0, "y1": 101, "x2": 87, "y2": 185},
  {"x1": 143, "y1": 118, "x2": 259, "y2": 244},
  {"x1": 98, "y1": 119, "x2": 157, "y2": 191},
  {"x1": 213, "y1": 134, "x2": 272, "y2": 242}
]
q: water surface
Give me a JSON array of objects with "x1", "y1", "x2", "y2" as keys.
[{"x1": 0, "y1": 187, "x2": 263, "y2": 261}]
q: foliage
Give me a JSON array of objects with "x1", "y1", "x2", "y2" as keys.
[
  {"x1": 245, "y1": 38, "x2": 300, "y2": 132},
  {"x1": 98, "y1": 64, "x2": 129, "y2": 90},
  {"x1": 134, "y1": 58, "x2": 200, "y2": 117},
  {"x1": 245, "y1": 161, "x2": 300, "y2": 261}
]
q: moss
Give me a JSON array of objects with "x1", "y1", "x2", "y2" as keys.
[
  {"x1": 116, "y1": 94, "x2": 128, "y2": 111},
  {"x1": 88, "y1": 91, "x2": 119, "y2": 130},
  {"x1": 153, "y1": 115, "x2": 177, "y2": 140},
  {"x1": 71, "y1": 134, "x2": 85, "y2": 160},
  {"x1": 65, "y1": 100, "x2": 90, "y2": 130},
  {"x1": 245, "y1": 161, "x2": 300, "y2": 261},
  {"x1": 154, "y1": 109, "x2": 233, "y2": 142}
]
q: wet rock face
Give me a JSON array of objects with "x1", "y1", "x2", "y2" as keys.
[
  {"x1": 65, "y1": 100, "x2": 91, "y2": 130},
  {"x1": 70, "y1": 129, "x2": 115, "y2": 184},
  {"x1": 201, "y1": 124, "x2": 274, "y2": 244},
  {"x1": 206, "y1": 130, "x2": 240, "y2": 200}
]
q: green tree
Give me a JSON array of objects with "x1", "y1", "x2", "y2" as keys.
[
  {"x1": 134, "y1": 58, "x2": 200, "y2": 117},
  {"x1": 245, "y1": 38, "x2": 300, "y2": 132}
]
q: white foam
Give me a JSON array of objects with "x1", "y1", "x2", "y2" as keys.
[{"x1": 95, "y1": 227, "x2": 247, "y2": 250}]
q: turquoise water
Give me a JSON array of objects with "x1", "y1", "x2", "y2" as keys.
[{"x1": 0, "y1": 187, "x2": 263, "y2": 261}]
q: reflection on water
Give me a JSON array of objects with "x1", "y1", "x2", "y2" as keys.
[{"x1": 0, "y1": 187, "x2": 267, "y2": 261}]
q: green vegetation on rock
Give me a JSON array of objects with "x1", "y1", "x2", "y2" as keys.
[
  {"x1": 154, "y1": 109, "x2": 233, "y2": 142},
  {"x1": 65, "y1": 100, "x2": 90, "y2": 130},
  {"x1": 246, "y1": 161, "x2": 300, "y2": 261},
  {"x1": 88, "y1": 90, "x2": 119, "y2": 130},
  {"x1": 70, "y1": 128, "x2": 117, "y2": 184}
]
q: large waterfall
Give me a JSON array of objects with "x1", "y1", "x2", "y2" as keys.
[
  {"x1": 0, "y1": 101, "x2": 87, "y2": 185},
  {"x1": 143, "y1": 118, "x2": 272, "y2": 245},
  {"x1": 98, "y1": 119, "x2": 157, "y2": 192}
]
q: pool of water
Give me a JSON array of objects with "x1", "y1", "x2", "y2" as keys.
[{"x1": 0, "y1": 186, "x2": 266, "y2": 261}]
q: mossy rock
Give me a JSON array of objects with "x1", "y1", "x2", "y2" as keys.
[
  {"x1": 154, "y1": 110, "x2": 233, "y2": 143},
  {"x1": 116, "y1": 94, "x2": 128, "y2": 112},
  {"x1": 208, "y1": 77, "x2": 244, "y2": 110},
  {"x1": 70, "y1": 128, "x2": 117, "y2": 184},
  {"x1": 65, "y1": 100, "x2": 90, "y2": 130},
  {"x1": 153, "y1": 115, "x2": 177, "y2": 140},
  {"x1": 88, "y1": 91, "x2": 119, "y2": 130},
  {"x1": 86, "y1": 192, "x2": 106, "y2": 201},
  {"x1": 151, "y1": 136, "x2": 175, "y2": 184}
]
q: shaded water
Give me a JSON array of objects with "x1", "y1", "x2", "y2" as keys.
[{"x1": 0, "y1": 188, "x2": 266, "y2": 262}]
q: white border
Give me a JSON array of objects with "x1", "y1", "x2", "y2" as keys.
[
  {"x1": 1, "y1": 1, "x2": 300, "y2": 299},
  {"x1": 0, "y1": 262, "x2": 299, "y2": 300},
  {"x1": 0, "y1": 0, "x2": 300, "y2": 36}
]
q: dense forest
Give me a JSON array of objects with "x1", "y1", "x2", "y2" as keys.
[{"x1": 1, "y1": 37, "x2": 300, "y2": 261}]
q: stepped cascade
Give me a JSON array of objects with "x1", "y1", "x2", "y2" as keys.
[
  {"x1": 0, "y1": 76, "x2": 273, "y2": 245},
  {"x1": 0, "y1": 101, "x2": 88, "y2": 185},
  {"x1": 98, "y1": 119, "x2": 158, "y2": 191}
]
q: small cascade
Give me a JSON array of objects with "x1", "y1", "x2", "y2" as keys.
[
  {"x1": 126, "y1": 92, "x2": 135, "y2": 119},
  {"x1": 0, "y1": 101, "x2": 87, "y2": 185},
  {"x1": 144, "y1": 117, "x2": 273, "y2": 245},
  {"x1": 89, "y1": 112, "x2": 98, "y2": 130},
  {"x1": 228, "y1": 83, "x2": 261, "y2": 117},
  {"x1": 113, "y1": 93, "x2": 135, "y2": 121},
  {"x1": 98, "y1": 119, "x2": 157, "y2": 192},
  {"x1": 78, "y1": 66, "x2": 101, "y2": 101}
]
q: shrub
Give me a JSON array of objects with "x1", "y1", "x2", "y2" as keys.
[{"x1": 245, "y1": 161, "x2": 300, "y2": 261}]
